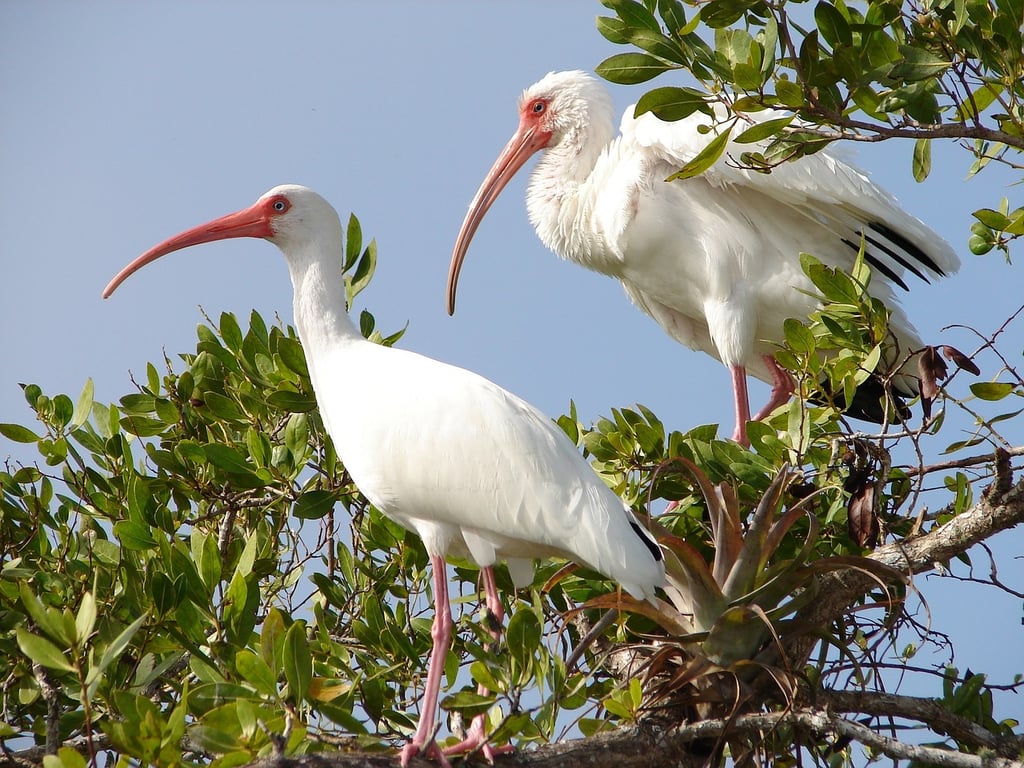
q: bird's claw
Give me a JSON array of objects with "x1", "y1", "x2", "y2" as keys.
[
  {"x1": 400, "y1": 739, "x2": 452, "y2": 768},
  {"x1": 441, "y1": 716, "x2": 514, "y2": 764}
]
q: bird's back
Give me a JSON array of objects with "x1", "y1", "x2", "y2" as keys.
[
  {"x1": 619, "y1": 105, "x2": 959, "y2": 283},
  {"x1": 309, "y1": 339, "x2": 664, "y2": 601},
  {"x1": 589, "y1": 105, "x2": 958, "y2": 381}
]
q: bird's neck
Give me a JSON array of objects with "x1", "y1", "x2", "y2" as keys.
[
  {"x1": 525, "y1": 116, "x2": 622, "y2": 274},
  {"x1": 285, "y1": 250, "x2": 364, "y2": 354}
]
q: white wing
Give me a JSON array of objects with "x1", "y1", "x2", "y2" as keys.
[
  {"x1": 311, "y1": 341, "x2": 663, "y2": 601},
  {"x1": 621, "y1": 105, "x2": 960, "y2": 287}
]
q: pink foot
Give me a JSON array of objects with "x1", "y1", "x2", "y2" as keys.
[
  {"x1": 751, "y1": 355, "x2": 795, "y2": 421},
  {"x1": 441, "y1": 715, "x2": 514, "y2": 763},
  {"x1": 401, "y1": 738, "x2": 451, "y2": 768}
]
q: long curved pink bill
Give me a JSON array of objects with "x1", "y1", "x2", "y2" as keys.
[
  {"x1": 446, "y1": 126, "x2": 549, "y2": 315},
  {"x1": 102, "y1": 204, "x2": 272, "y2": 299}
]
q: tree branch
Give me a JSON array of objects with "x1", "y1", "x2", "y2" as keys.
[
  {"x1": 233, "y1": 707, "x2": 1024, "y2": 768},
  {"x1": 784, "y1": 464, "x2": 1024, "y2": 667},
  {"x1": 788, "y1": 117, "x2": 1024, "y2": 152},
  {"x1": 824, "y1": 690, "x2": 1024, "y2": 758}
]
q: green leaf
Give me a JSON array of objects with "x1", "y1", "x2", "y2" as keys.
[
  {"x1": 732, "y1": 62, "x2": 763, "y2": 90},
  {"x1": 973, "y1": 208, "x2": 1011, "y2": 229},
  {"x1": 70, "y1": 379, "x2": 94, "y2": 430},
  {"x1": 120, "y1": 393, "x2": 157, "y2": 415},
  {"x1": 18, "y1": 584, "x2": 67, "y2": 645},
  {"x1": 283, "y1": 621, "x2": 312, "y2": 703},
  {"x1": 51, "y1": 395, "x2": 74, "y2": 427},
  {"x1": 236, "y1": 533, "x2": 259, "y2": 578},
  {"x1": 634, "y1": 86, "x2": 710, "y2": 121},
  {"x1": 192, "y1": 530, "x2": 222, "y2": 594},
  {"x1": 627, "y1": 28, "x2": 684, "y2": 63},
  {"x1": 784, "y1": 318, "x2": 815, "y2": 354},
  {"x1": 950, "y1": 672, "x2": 987, "y2": 714},
  {"x1": 775, "y1": 79, "x2": 804, "y2": 108},
  {"x1": 0, "y1": 423, "x2": 39, "y2": 443},
  {"x1": 658, "y1": 0, "x2": 689, "y2": 34},
  {"x1": 666, "y1": 125, "x2": 731, "y2": 180},
  {"x1": 96, "y1": 613, "x2": 148, "y2": 674},
  {"x1": 506, "y1": 609, "x2": 541, "y2": 681},
  {"x1": 44, "y1": 747, "x2": 88, "y2": 768},
  {"x1": 235, "y1": 650, "x2": 279, "y2": 697},
  {"x1": 889, "y1": 47, "x2": 950, "y2": 81},
  {"x1": 284, "y1": 413, "x2": 310, "y2": 458},
  {"x1": 293, "y1": 489, "x2": 337, "y2": 520},
  {"x1": 150, "y1": 572, "x2": 185, "y2": 615},
  {"x1": 596, "y1": 15, "x2": 631, "y2": 45},
  {"x1": 203, "y1": 444, "x2": 258, "y2": 476},
  {"x1": 601, "y1": 0, "x2": 661, "y2": 31},
  {"x1": 202, "y1": 392, "x2": 245, "y2": 422},
  {"x1": 596, "y1": 52, "x2": 675, "y2": 84},
  {"x1": 276, "y1": 336, "x2": 308, "y2": 378},
  {"x1": 733, "y1": 115, "x2": 794, "y2": 144},
  {"x1": 1005, "y1": 210, "x2": 1024, "y2": 236},
  {"x1": 113, "y1": 520, "x2": 158, "y2": 550},
  {"x1": 223, "y1": 571, "x2": 255, "y2": 645},
  {"x1": 344, "y1": 213, "x2": 363, "y2": 271},
  {"x1": 266, "y1": 390, "x2": 317, "y2": 413},
  {"x1": 912, "y1": 138, "x2": 932, "y2": 182},
  {"x1": 969, "y1": 382, "x2": 1016, "y2": 401},
  {"x1": 75, "y1": 592, "x2": 97, "y2": 645},
  {"x1": 16, "y1": 628, "x2": 74, "y2": 673},
  {"x1": 219, "y1": 311, "x2": 243, "y2": 352},
  {"x1": 438, "y1": 690, "x2": 495, "y2": 717},
  {"x1": 815, "y1": 1, "x2": 851, "y2": 46},
  {"x1": 347, "y1": 241, "x2": 377, "y2": 303}
]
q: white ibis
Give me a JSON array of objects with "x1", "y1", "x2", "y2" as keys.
[
  {"x1": 103, "y1": 184, "x2": 665, "y2": 765},
  {"x1": 447, "y1": 70, "x2": 960, "y2": 445}
]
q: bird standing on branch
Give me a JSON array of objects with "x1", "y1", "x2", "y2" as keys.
[
  {"x1": 447, "y1": 70, "x2": 959, "y2": 446},
  {"x1": 103, "y1": 184, "x2": 665, "y2": 766}
]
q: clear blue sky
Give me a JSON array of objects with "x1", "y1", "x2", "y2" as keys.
[{"x1": 2, "y1": 2, "x2": 1021, "y2": 718}]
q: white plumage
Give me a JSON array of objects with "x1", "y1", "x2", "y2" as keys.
[
  {"x1": 103, "y1": 184, "x2": 664, "y2": 765},
  {"x1": 448, "y1": 70, "x2": 959, "y2": 445}
]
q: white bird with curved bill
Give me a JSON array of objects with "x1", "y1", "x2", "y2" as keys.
[
  {"x1": 102, "y1": 184, "x2": 665, "y2": 766},
  {"x1": 447, "y1": 70, "x2": 960, "y2": 446}
]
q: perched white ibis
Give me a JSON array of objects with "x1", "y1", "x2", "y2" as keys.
[
  {"x1": 447, "y1": 70, "x2": 960, "y2": 446},
  {"x1": 103, "y1": 184, "x2": 665, "y2": 766}
]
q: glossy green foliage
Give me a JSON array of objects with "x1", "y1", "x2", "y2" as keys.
[
  {"x1": 0, "y1": 216, "x2": 668, "y2": 764},
  {"x1": 596, "y1": 0, "x2": 1024, "y2": 258},
  {"x1": 1, "y1": 217, "x2": 1020, "y2": 766}
]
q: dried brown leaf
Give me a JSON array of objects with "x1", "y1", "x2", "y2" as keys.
[
  {"x1": 940, "y1": 344, "x2": 981, "y2": 376},
  {"x1": 917, "y1": 345, "x2": 947, "y2": 399},
  {"x1": 847, "y1": 481, "x2": 879, "y2": 549}
]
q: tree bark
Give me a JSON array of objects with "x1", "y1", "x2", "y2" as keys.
[{"x1": 784, "y1": 461, "x2": 1024, "y2": 668}]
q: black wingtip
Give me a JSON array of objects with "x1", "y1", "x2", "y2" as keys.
[
  {"x1": 868, "y1": 221, "x2": 946, "y2": 277},
  {"x1": 630, "y1": 519, "x2": 663, "y2": 562},
  {"x1": 810, "y1": 374, "x2": 913, "y2": 424}
]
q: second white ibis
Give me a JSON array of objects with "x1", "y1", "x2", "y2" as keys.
[
  {"x1": 103, "y1": 184, "x2": 665, "y2": 766},
  {"x1": 447, "y1": 70, "x2": 960, "y2": 445}
]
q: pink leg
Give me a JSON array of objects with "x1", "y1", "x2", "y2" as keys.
[
  {"x1": 751, "y1": 355, "x2": 795, "y2": 421},
  {"x1": 400, "y1": 555, "x2": 453, "y2": 768},
  {"x1": 730, "y1": 364, "x2": 752, "y2": 446},
  {"x1": 441, "y1": 567, "x2": 514, "y2": 762}
]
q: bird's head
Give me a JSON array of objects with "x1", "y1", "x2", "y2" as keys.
[
  {"x1": 102, "y1": 184, "x2": 342, "y2": 298},
  {"x1": 446, "y1": 70, "x2": 614, "y2": 315},
  {"x1": 517, "y1": 70, "x2": 614, "y2": 150}
]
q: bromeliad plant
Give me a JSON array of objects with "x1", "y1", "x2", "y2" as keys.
[
  {"x1": 554, "y1": 255, "x2": 982, "y2": 741},
  {"x1": 574, "y1": 451, "x2": 906, "y2": 713}
]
